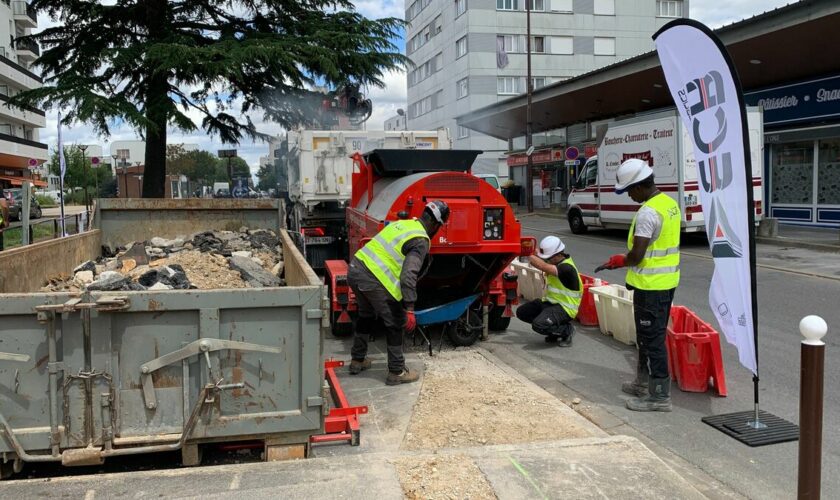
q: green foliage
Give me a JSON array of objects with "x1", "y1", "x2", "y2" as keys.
[
  {"x1": 35, "y1": 194, "x2": 57, "y2": 207},
  {"x1": 256, "y1": 162, "x2": 278, "y2": 192},
  {"x1": 165, "y1": 146, "x2": 252, "y2": 184},
  {"x1": 15, "y1": 0, "x2": 406, "y2": 197},
  {"x1": 47, "y1": 146, "x2": 114, "y2": 197}
]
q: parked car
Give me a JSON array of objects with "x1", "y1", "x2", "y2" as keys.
[{"x1": 5, "y1": 188, "x2": 42, "y2": 221}]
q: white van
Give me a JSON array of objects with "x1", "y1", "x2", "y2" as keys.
[
  {"x1": 474, "y1": 173, "x2": 502, "y2": 193},
  {"x1": 567, "y1": 108, "x2": 764, "y2": 234}
]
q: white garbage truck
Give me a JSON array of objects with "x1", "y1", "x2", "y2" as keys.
[
  {"x1": 566, "y1": 107, "x2": 764, "y2": 234},
  {"x1": 285, "y1": 129, "x2": 453, "y2": 269}
]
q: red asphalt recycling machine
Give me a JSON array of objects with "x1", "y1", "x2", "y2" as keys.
[{"x1": 324, "y1": 149, "x2": 536, "y2": 346}]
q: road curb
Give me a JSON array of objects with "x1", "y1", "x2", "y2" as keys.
[{"x1": 756, "y1": 236, "x2": 840, "y2": 254}]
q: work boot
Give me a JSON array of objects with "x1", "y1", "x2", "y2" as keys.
[
  {"x1": 348, "y1": 358, "x2": 372, "y2": 375},
  {"x1": 626, "y1": 377, "x2": 672, "y2": 412},
  {"x1": 386, "y1": 368, "x2": 420, "y2": 385},
  {"x1": 544, "y1": 334, "x2": 559, "y2": 344},
  {"x1": 557, "y1": 324, "x2": 575, "y2": 348},
  {"x1": 622, "y1": 365, "x2": 649, "y2": 397}
]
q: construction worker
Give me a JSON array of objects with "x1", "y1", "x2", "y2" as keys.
[
  {"x1": 347, "y1": 200, "x2": 450, "y2": 385},
  {"x1": 595, "y1": 158, "x2": 680, "y2": 412},
  {"x1": 516, "y1": 236, "x2": 581, "y2": 347}
]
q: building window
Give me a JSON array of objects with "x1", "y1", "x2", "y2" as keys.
[
  {"x1": 458, "y1": 126, "x2": 470, "y2": 139},
  {"x1": 526, "y1": 0, "x2": 545, "y2": 10},
  {"x1": 457, "y1": 78, "x2": 469, "y2": 99},
  {"x1": 531, "y1": 77, "x2": 547, "y2": 90},
  {"x1": 497, "y1": 77, "x2": 520, "y2": 95},
  {"x1": 0, "y1": 124, "x2": 11, "y2": 135},
  {"x1": 552, "y1": 0, "x2": 572, "y2": 12},
  {"x1": 455, "y1": 0, "x2": 467, "y2": 17},
  {"x1": 116, "y1": 149, "x2": 130, "y2": 160},
  {"x1": 531, "y1": 36, "x2": 545, "y2": 53},
  {"x1": 594, "y1": 0, "x2": 615, "y2": 15},
  {"x1": 550, "y1": 36, "x2": 573, "y2": 55},
  {"x1": 657, "y1": 0, "x2": 683, "y2": 17},
  {"x1": 594, "y1": 37, "x2": 616, "y2": 56},
  {"x1": 456, "y1": 36, "x2": 468, "y2": 58},
  {"x1": 497, "y1": 0, "x2": 518, "y2": 11}
]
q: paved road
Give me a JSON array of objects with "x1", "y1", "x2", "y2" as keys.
[{"x1": 503, "y1": 213, "x2": 840, "y2": 499}]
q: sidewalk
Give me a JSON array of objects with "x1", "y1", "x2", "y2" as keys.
[{"x1": 516, "y1": 206, "x2": 840, "y2": 253}]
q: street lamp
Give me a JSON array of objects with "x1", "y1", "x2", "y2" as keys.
[
  {"x1": 525, "y1": 0, "x2": 534, "y2": 213},
  {"x1": 78, "y1": 144, "x2": 90, "y2": 216}
]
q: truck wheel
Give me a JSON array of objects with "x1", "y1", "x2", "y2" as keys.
[
  {"x1": 568, "y1": 210, "x2": 587, "y2": 234},
  {"x1": 447, "y1": 309, "x2": 482, "y2": 346},
  {"x1": 488, "y1": 305, "x2": 511, "y2": 331}
]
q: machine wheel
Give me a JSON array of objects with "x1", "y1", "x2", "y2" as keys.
[
  {"x1": 447, "y1": 309, "x2": 483, "y2": 346},
  {"x1": 568, "y1": 209, "x2": 587, "y2": 234},
  {"x1": 488, "y1": 305, "x2": 511, "y2": 332}
]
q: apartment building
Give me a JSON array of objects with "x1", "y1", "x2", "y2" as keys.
[
  {"x1": 404, "y1": 0, "x2": 688, "y2": 175},
  {"x1": 0, "y1": 0, "x2": 48, "y2": 189}
]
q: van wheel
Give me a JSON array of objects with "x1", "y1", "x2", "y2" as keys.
[{"x1": 568, "y1": 210, "x2": 587, "y2": 234}]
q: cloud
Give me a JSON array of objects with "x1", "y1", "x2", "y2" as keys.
[
  {"x1": 352, "y1": 1, "x2": 404, "y2": 19},
  {"x1": 690, "y1": 0, "x2": 796, "y2": 28}
]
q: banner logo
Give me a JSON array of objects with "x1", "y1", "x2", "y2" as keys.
[{"x1": 681, "y1": 70, "x2": 742, "y2": 258}]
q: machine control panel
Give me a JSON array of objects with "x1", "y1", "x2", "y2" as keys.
[{"x1": 483, "y1": 208, "x2": 504, "y2": 240}]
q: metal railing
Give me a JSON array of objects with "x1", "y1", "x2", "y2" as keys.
[
  {"x1": 14, "y1": 37, "x2": 39, "y2": 56},
  {"x1": 0, "y1": 212, "x2": 89, "y2": 251},
  {"x1": 11, "y1": 1, "x2": 37, "y2": 23}
]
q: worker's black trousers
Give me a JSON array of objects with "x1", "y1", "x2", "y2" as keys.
[
  {"x1": 628, "y1": 287, "x2": 676, "y2": 380},
  {"x1": 348, "y1": 262, "x2": 406, "y2": 374},
  {"x1": 515, "y1": 300, "x2": 573, "y2": 339}
]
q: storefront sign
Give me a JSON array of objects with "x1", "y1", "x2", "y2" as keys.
[
  {"x1": 551, "y1": 148, "x2": 564, "y2": 162},
  {"x1": 506, "y1": 149, "x2": 553, "y2": 166},
  {"x1": 745, "y1": 74, "x2": 840, "y2": 127}
]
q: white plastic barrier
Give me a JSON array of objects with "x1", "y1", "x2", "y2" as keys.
[{"x1": 589, "y1": 284, "x2": 636, "y2": 345}]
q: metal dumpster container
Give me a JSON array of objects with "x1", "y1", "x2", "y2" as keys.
[{"x1": 0, "y1": 199, "x2": 326, "y2": 477}]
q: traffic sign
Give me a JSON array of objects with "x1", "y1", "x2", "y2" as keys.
[
  {"x1": 91, "y1": 156, "x2": 100, "y2": 165},
  {"x1": 565, "y1": 146, "x2": 580, "y2": 160},
  {"x1": 27, "y1": 158, "x2": 37, "y2": 167},
  {"x1": 218, "y1": 149, "x2": 237, "y2": 158},
  {"x1": 565, "y1": 159, "x2": 580, "y2": 166}
]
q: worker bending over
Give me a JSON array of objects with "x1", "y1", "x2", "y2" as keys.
[
  {"x1": 517, "y1": 236, "x2": 581, "y2": 347},
  {"x1": 347, "y1": 200, "x2": 450, "y2": 385},
  {"x1": 596, "y1": 158, "x2": 680, "y2": 412}
]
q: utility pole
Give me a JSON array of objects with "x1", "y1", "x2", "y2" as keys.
[
  {"x1": 525, "y1": 0, "x2": 534, "y2": 213},
  {"x1": 78, "y1": 144, "x2": 90, "y2": 216}
]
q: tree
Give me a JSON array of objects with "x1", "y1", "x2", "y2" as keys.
[
  {"x1": 256, "y1": 162, "x2": 278, "y2": 192},
  {"x1": 15, "y1": 1, "x2": 406, "y2": 198},
  {"x1": 47, "y1": 146, "x2": 115, "y2": 199}
]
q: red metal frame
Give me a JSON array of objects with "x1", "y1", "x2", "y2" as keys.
[{"x1": 310, "y1": 360, "x2": 368, "y2": 446}]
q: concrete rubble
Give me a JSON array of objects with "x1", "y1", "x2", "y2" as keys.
[{"x1": 42, "y1": 228, "x2": 285, "y2": 292}]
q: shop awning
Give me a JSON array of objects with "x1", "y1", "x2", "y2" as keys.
[
  {"x1": 457, "y1": 0, "x2": 840, "y2": 140},
  {"x1": 0, "y1": 175, "x2": 47, "y2": 187}
]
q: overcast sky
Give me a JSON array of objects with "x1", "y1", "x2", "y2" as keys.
[{"x1": 37, "y1": 0, "x2": 797, "y2": 176}]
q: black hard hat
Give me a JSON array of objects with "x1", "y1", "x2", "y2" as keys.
[{"x1": 424, "y1": 200, "x2": 450, "y2": 224}]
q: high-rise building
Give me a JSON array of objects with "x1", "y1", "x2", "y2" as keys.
[
  {"x1": 405, "y1": 0, "x2": 688, "y2": 176},
  {"x1": 0, "y1": 1, "x2": 48, "y2": 189}
]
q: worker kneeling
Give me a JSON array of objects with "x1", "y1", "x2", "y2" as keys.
[
  {"x1": 347, "y1": 200, "x2": 450, "y2": 385},
  {"x1": 516, "y1": 236, "x2": 581, "y2": 347}
]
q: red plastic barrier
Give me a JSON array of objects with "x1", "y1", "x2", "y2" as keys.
[
  {"x1": 666, "y1": 306, "x2": 727, "y2": 396},
  {"x1": 577, "y1": 274, "x2": 607, "y2": 327}
]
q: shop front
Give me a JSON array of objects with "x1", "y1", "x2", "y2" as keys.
[{"x1": 746, "y1": 74, "x2": 840, "y2": 226}]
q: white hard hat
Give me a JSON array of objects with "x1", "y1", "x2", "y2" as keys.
[
  {"x1": 537, "y1": 236, "x2": 566, "y2": 259},
  {"x1": 615, "y1": 158, "x2": 654, "y2": 194}
]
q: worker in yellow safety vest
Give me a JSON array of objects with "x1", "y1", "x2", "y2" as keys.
[
  {"x1": 595, "y1": 158, "x2": 680, "y2": 412},
  {"x1": 516, "y1": 236, "x2": 582, "y2": 347},
  {"x1": 348, "y1": 200, "x2": 450, "y2": 386}
]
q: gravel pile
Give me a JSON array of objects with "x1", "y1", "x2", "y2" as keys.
[{"x1": 43, "y1": 227, "x2": 285, "y2": 292}]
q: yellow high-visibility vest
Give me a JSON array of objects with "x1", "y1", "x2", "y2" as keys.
[
  {"x1": 355, "y1": 219, "x2": 429, "y2": 301},
  {"x1": 626, "y1": 193, "x2": 681, "y2": 291},
  {"x1": 544, "y1": 256, "x2": 583, "y2": 319}
]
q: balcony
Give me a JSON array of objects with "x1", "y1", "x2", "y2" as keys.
[
  {"x1": 0, "y1": 131, "x2": 48, "y2": 168},
  {"x1": 14, "y1": 37, "x2": 39, "y2": 62},
  {"x1": 0, "y1": 92, "x2": 46, "y2": 128},
  {"x1": 12, "y1": 2, "x2": 37, "y2": 29}
]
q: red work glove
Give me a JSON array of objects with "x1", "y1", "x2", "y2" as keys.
[
  {"x1": 405, "y1": 310, "x2": 417, "y2": 333},
  {"x1": 595, "y1": 254, "x2": 627, "y2": 273}
]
